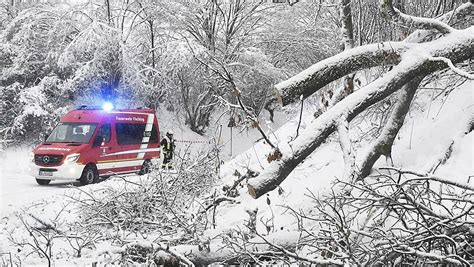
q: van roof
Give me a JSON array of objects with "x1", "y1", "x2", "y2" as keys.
[{"x1": 61, "y1": 109, "x2": 156, "y2": 124}]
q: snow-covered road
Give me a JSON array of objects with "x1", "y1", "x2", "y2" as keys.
[{"x1": 0, "y1": 147, "x2": 77, "y2": 217}]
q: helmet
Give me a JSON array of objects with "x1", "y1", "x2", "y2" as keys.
[{"x1": 166, "y1": 130, "x2": 174, "y2": 136}]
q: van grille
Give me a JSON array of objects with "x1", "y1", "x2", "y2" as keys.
[{"x1": 35, "y1": 154, "x2": 64, "y2": 166}]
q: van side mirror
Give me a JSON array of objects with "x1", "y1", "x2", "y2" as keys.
[{"x1": 44, "y1": 134, "x2": 49, "y2": 142}]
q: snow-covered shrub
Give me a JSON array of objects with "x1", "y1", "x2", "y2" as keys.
[
  {"x1": 74, "y1": 146, "x2": 220, "y2": 264},
  {"x1": 283, "y1": 172, "x2": 474, "y2": 265}
]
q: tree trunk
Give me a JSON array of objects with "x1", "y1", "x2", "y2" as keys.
[
  {"x1": 333, "y1": 0, "x2": 356, "y2": 179},
  {"x1": 353, "y1": 75, "x2": 424, "y2": 180},
  {"x1": 105, "y1": 0, "x2": 111, "y2": 25},
  {"x1": 275, "y1": 42, "x2": 408, "y2": 106},
  {"x1": 148, "y1": 20, "x2": 155, "y2": 69}
]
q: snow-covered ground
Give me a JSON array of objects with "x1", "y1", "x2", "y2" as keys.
[{"x1": 0, "y1": 147, "x2": 77, "y2": 217}]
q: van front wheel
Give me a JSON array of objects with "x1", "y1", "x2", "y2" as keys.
[
  {"x1": 139, "y1": 160, "x2": 153, "y2": 175},
  {"x1": 80, "y1": 165, "x2": 99, "y2": 185},
  {"x1": 36, "y1": 179, "x2": 51, "y2": 185}
]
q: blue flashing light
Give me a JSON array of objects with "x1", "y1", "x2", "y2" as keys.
[{"x1": 102, "y1": 102, "x2": 114, "y2": 112}]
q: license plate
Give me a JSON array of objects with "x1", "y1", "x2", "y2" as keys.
[{"x1": 39, "y1": 171, "x2": 53, "y2": 176}]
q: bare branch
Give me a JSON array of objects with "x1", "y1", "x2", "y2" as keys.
[
  {"x1": 393, "y1": 245, "x2": 463, "y2": 266},
  {"x1": 253, "y1": 231, "x2": 345, "y2": 266},
  {"x1": 379, "y1": 167, "x2": 474, "y2": 191},
  {"x1": 429, "y1": 56, "x2": 474, "y2": 79}
]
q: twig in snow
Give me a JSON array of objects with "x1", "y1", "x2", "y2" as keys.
[
  {"x1": 379, "y1": 167, "x2": 474, "y2": 191},
  {"x1": 252, "y1": 230, "x2": 344, "y2": 266}
]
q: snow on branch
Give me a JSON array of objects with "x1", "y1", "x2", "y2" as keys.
[
  {"x1": 95, "y1": 241, "x2": 195, "y2": 266},
  {"x1": 429, "y1": 56, "x2": 474, "y2": 79},
  {"x1": 405, "y1": 2, "x2": 474, "y2": 43},
  {"x1": 392, "y1": 244, "x2": 465, "y2": 266},
  {"x1": 273, "y1": 2, "x2": 473, "y2": 108},
  {"x1": 247, "y1": 27, "x2": 474, "y2": 198},
  {"x1": 275, "y1": 42, "x2": 411, "y2": 106},
  {"x1": 381, "y1": 0, "x2": 455, "y2": 34},
  {"x1": 337, "y1": 118, "x2": 355, "y2": 180}
]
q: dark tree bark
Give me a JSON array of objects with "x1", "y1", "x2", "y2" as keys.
[
  {"x1": 148, "y1": 20, "x2": 155, "y2": 69},
  {"x1": 332, "y1": 0, "x2": 356, "y2": 179},
  {"x1": 105, "y1": 0, "x2": 111, "y2": 25},
  {"x1": 248, "y1": 2, "x2": 474, "y2": 199},
  {"x1": 331, "y1": 0, "x2": 355, "y2": 105}
]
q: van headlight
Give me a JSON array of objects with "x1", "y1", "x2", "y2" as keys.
[{"x1": 66, "y1": 153, "x2": 80, "y2": 163}]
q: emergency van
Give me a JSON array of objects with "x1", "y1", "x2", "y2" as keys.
[{"x1": 30, "y1": 105, "x2": 161, "y2": 185}]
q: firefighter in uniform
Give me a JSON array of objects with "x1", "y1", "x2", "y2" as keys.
[{"x1": 160, "y1": 130, "x2": 175, "y2": 169}]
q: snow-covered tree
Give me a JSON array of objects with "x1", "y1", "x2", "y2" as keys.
[{"x1": 0, "y1": 5, "x2": 80, "y2": 144}]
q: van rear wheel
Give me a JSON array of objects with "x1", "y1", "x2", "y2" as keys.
[
  {"x1": 36, "y1": 179, "x2": 51, "y2": 185},
  {"x1": 80, "y1": 165, "x2": 99, "y2": 185}
]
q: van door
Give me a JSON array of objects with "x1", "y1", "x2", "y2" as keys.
[
  {"x1": 92, "y1": 123, "x2": 117, "y2": 176},
  {"x1": 114, "y1": 122, "x2": 146, "y2": 174}
]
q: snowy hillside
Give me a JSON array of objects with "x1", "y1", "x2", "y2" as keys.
[{"x1": 210, "y1": 79, "x2": 473, "y2": 234}]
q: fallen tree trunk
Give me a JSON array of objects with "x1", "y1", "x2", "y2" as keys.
[
  {"x1": 353, "y1": 75, "x2": 424, "y2": 180},
  {"x1": 95, "y1": 232, "x2": 344, "y2": 266},
  {"x1": 248, "y1": 27, "x2": 474, "y2": 198},
  {"x1": 274, "y1": 42, "x2": 409, "y2": 106},
  {"x1": 171, "y1": 233, "x2": 343, "y2": 266}
]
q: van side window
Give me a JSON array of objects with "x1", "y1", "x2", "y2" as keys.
[
  {"x1": 116, "y1": 123, "x2": 146, "y2": 145},
  {"x1": 149, "y1": 124, "x2": 159, "y2": 144},
  {"x1": 100, "y1": 124, "x2": 111, "y2": 143}
]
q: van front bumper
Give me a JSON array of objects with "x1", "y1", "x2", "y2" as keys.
[{"x1": 30, "y1": 162, "x2": 84, "y2": 181}]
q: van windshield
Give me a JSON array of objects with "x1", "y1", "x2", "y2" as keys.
[{"x1": 46, "y1": 123, "x2": 97, "y2": 144}]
